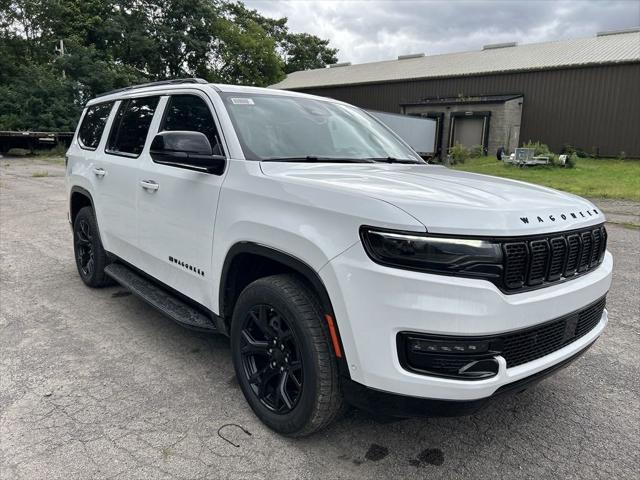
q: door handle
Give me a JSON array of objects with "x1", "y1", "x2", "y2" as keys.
[
  {"x1": 93, "y1": 167, "x2": 106, "y2": 177},
  {"x1": 140, "y1": 180, "x2": 159, "y2": 191}
]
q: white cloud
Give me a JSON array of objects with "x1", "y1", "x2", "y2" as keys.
[{"x1": 243, "y1": 0, "x2": 640, "y2": 64}]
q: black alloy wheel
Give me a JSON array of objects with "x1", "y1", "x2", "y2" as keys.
[
  {"x1": 239, "y1": 304, "x2": 303, "y2": 413},
  {"x1": 75, "y1": 217, "x2": 95, "y2": 278},
  {"x1": 231, "y1": 274, "x2": 344, "y2": 436},
  {"x1": 73, "y1": 206, "x2": 110, "y2": 287}
]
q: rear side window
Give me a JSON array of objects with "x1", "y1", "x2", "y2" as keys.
[
  {"x1": 161, "y1": 95, "x2": 222, "y2": 154},
  {"x1": 78, "y1": 102, "x2": 113, "y2": 150},
  {"x1": 107, "y1": 96, "x2": 160, "y2": 156}
]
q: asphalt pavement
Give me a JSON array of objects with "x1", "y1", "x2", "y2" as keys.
[{"x1": 1, "y1": 157, "x2": 638, "y2": 479}]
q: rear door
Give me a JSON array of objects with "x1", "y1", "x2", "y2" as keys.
[
  {"x1": 97, "y1": 95, "x2": 161, "y2": 263},
  {"x1": 68, "y1": 100, "x2": 115, "y2": 227},
  {"x1": 136, "y1": 91, "x2": 228, "y2": 307}
]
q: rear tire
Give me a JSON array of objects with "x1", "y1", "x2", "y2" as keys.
[
  {"x1": 73, "y1": 206, "x2": 110, "y2": 287},
  {"x1": 231, "y1": 274, "x2": 344, "y2": 436}
]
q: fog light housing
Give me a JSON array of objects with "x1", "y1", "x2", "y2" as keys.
[
  {"x1": 408, "y1": 338, "x2": 490, "y2": 354},
  {"x1": 398, "y1": 333, "x2": 502, "y2": 380}
]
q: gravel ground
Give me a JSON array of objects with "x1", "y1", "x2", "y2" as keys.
[
  {"x1": 1, "y1": 157, "x2": 639, "y2": 480},
  {"x1": 588, "y1": 198, "x2": 639, "y2": 228}
]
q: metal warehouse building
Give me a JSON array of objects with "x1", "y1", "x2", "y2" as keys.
[{"x1": 271, "y1": 29, "x2": 640, "y2": 158}]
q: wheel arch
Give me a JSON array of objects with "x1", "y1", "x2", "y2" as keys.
[
  {"x1": 220, "y1": 243, "x2": 333, "y2": 318},
  {"x1": 219, "y1": 242, "x2": 347, "y2": 366},
  {"x1": 69, "y1": 186, "x2": 94, "y2": 224}
]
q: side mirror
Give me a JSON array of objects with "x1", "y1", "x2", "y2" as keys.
[{"x1": 150, "y1": 131, "x2": 226, "y2": 174}]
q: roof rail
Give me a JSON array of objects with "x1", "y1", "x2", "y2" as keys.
[
  {"x1": 329, "y1": 62, "x2": 351, "y2": 68},
  {"x1": 94, "y1": 78, "x2": 208, "y2": 98}
]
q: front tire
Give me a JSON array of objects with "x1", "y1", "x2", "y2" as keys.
[
  {"x1": 231, "y1": 274, "x2": 344, "y2": 436},
  {"x1": 73, "y1": 206, "x2": 110, "y2": 287}
]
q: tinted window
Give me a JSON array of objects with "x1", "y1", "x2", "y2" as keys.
[
  {"x1": 162, "y1": 95, "x2": 222, "y2": 154},
  {"x1": 107, "y1": 96, "x2": 160, "y2": 156},
  {"x1": 78, "y1": 102, "x2": 113, "y2": 150}
]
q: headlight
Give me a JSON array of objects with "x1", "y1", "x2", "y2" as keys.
[{"x1": 359, "y1": 227, "x2": 503, "y2": 282}]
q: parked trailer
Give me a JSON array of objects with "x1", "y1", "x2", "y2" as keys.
[
  {"x1": 366, "y1": 110, "x2": 436, "y2": 157},
  {"x1": 0, "y1": 131, "x2": 74, "y2": 153}
]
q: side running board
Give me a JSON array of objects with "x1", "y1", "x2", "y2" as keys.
[{"x1": 105, "y1": 263, "x2": 218, "y2": 332}]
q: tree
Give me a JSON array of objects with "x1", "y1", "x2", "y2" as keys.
[
  {"x1": 0, "y1": 0, "x2": 339, "y2": 131},
  {"x1": 282, "y1": 33, "x2": 338, "y2": 74},
  {"x1": 224, "y1": 2, "x2": 338, "y2": 74}
]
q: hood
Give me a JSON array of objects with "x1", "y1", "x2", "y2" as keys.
[{"x1": 260, "y1": 163, "x2": 604, "y2": 236}]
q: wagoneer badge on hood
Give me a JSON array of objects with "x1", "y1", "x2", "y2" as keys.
[{"x1": 520, "y1": 208, "x2": 600, "y2": 225}]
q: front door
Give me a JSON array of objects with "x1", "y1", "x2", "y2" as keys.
[{"x1": 136, "y1": 92, "x2": 228, "y2": 308}]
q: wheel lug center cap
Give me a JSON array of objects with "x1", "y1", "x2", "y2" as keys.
[{"x1": 271, "y1": 348, "x2": 285, "y2": 364}]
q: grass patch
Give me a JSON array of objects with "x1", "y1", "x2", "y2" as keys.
[
  {"x1": 451, "y1": 157, "x2": 640, "y2": 201},
  {"x1": 35, "y1": 143, "x2": 67, "y2": 157},
  {"x1": 31, "y1": 170, "x2": 49, "y2": 177},
  {"x1": 608, "y1": 220, "x2": 640, "y2": 230},
  {"x1": 40, "y1": 156, "x2": 65, "y2": 165}
]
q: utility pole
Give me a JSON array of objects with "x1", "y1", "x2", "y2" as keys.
[{"x1": 55, "y1": 40, "x2": 66, "y2": 79}]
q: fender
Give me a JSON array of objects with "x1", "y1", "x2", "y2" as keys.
[
  {"x1": 69, "y1": 185, "x2": 113, "y2": 259},
  {"x1": 219, "y1": 242, "x2": 349, "y2": 372},
  {"x1": 69, "y1": 185, "x2": 95, "y2": 223}
]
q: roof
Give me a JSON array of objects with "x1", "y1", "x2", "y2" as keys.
[
  {"x1": 270, "y1": 31, "x2": 640, "y2": 90},
  {"x1": 401, "y1": 94, "x2": 523, "y2": 106},
  {"x1": 87, "y1": 82, "x2": 334, "y2": 106}
]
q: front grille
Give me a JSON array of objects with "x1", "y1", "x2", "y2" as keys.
[
  {"x1": 500, "y1": 296, "x2": 606, "y2": 367},
  {"x1": 398, "y1": 296, "x2": 606, "y2": 377},
  {"x1": 502, "y1": 225, "x2": 606, "y2": 292}
]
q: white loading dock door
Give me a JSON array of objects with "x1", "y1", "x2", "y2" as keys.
[{"x1": 366, "y1": 110, "x2": 436, "y2": 156}]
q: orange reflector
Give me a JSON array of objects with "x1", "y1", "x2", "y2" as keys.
[{"x1": 324, "y1": 314, "x2": 342, "y2": 358}]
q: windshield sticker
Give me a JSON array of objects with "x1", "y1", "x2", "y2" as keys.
[{"x1": 230, "y1": 97, "x2": 255, "y2": 105}]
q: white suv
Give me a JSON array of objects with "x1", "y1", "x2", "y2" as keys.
[{"x1": 66, "y1": 79, "x2": 612, "y2": 436}]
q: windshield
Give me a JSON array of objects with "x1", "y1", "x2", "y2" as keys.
[{"x1": 220, "y1": 93, "x2": 422, "y2": 163}]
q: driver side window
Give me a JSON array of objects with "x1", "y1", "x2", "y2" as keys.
[{"x1": 161, "y1": 95, "x2": 223, "y2": 155}]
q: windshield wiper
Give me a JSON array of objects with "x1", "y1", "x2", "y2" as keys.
[
  {"x1": 261, "y1": 156, "x2": 375, "y2": 163},
  {"x1": 366, "y1": 156, "x2": 423, "y2": 164}
]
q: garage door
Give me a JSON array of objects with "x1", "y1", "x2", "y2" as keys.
[{"x1": 453, "y1": 117, "x2": 484, "y2": 148}]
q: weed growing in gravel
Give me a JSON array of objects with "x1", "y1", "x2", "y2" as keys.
[{"x1": 32, "y1": 170, "x2": 49, "y2": 177}]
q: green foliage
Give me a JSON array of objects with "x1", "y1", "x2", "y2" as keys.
[
  {"x1": 35, "y1": 142, "x2": 67, "y2": 157},
  {"x1": 0, "y1": 62, "x2": 81, "y2": 131},
  {"x1": 282, "y1": 33, "x2": 338, "y2": 73},
  {"x1": 562, "y1": 143, "x2": 590, "y2": 158},
  {"x1": 565, "y1": 153, "x2": 577, "y2": 169},
  {"x1": 0, "y1": 0, "x2": 339, "y2": 131},
  {"x1": 523, "y1": 140, "x2": 552, "y2": 156},
  {"x1": 449, "y1": 143, "x2": 470, "y2": 164},
  {"x1": 469, "y1": 144, "x2": 484, "y2": 158}
]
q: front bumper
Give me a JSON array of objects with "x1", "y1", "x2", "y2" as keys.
[
  {"x1": 341, "y1": 338, "x2": 598, "y2": 418},
  {"x1": 319, "y1": 242, "x2": 612, "y2": 401}
]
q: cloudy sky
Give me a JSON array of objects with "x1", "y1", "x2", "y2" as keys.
[{"x1": 244, "y1": 0, "x2": 640, "y2": 64}]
